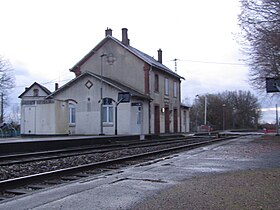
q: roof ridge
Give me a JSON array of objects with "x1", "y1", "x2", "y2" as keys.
[{"x1": 70, "y1": 34, "x2": 184, "y2": 79}]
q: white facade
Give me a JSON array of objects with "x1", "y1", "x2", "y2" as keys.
[
  {"x1": 48, "y1": 73, "x2": 150, "y2": 135},
  {"x1": 20, "y1": 83, "x2": 68, "y2": 135}
]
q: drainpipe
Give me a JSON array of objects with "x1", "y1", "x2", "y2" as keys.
[{"x1": 148, "y1": 65, "x2": 153, "y2": 134}]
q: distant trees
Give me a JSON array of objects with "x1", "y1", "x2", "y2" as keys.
[
  {"x1": 0, "y1": 56, "x2": 15, "y2": 123},
  {"x1": 238, "y1": 0, "x2": 280, "y2": 91},
  {"x1": 190, "y1": 90, "x2": 261, "y2": 131}
]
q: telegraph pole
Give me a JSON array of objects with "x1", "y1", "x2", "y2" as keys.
[{"x1": 173, "y1": 58, "x2": 178, "y2": 72}]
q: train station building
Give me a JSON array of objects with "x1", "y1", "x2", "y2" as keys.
[{"x1": 19, "y1": 28, "x2": 190, "y2": 135}]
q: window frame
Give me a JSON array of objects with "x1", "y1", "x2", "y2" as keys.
[
  {"x1": 164, "y1": 77, "x2": 169, "y2": 96},
  {"x1": 69, "y1": 103, "x2": 76, "y2": 125},
  {"x1": 154, "y1": 74, "x2": 159, "y2": 92},
  {"x1": 173, "y1": 81, "x2": 177, "y2": 98},
  {"x1": 33, "y1": 89, "x2": 39, "y2": 97},
  {"x1": 102, "y1": 104, "x2": 114, "y2": 124}
]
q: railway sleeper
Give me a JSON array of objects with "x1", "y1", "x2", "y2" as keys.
[
  {"x1": 5, "y1": 188, "x2": 31, "y2": 195},
  {"x1": 60, "y1": 176, "x2": 80, "y2": 181},
  {"x1": 27, "y1": 184, "x2": 49, "y2": 190}
]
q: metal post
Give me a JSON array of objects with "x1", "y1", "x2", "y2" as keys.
[
  {"x1": 222, "y1": 104, "x2": 226, "y2": 131},
  {"x1": 0, "y1": 93, "x2": 3, "y2": 124},
  {"x1": 204, "y1": 96, "x2": 207, "y2": 125},
  {"x1": 276, "y1": 104, "x2": 279, "y2": 136},
  {"x1": 115, "y1": 105, "x2": 118, "y2": 135},
  {"x1": 99, "y1": 54, "x2": 106, "y2": 135}
]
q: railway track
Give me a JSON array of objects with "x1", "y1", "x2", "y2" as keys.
[
  {"x1": 0, "y1": 136, "x2": 208, "y2": 166},
  {"x1": 0, "y1": 135, "x2": 236, "y2": 202}
]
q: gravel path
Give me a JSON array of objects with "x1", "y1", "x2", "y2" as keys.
[
  {"x1": 132, "y1": 135, "x2": 280, "y2": 210},
  {"x1": 132, "y1": 168, "x2": 280, "y2": 210}
]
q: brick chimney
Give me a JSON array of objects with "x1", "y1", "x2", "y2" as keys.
[
  {"x1": 158, "y1": 49, "x2": 162, "y2": 63},
  {"x1": 105, "y1": 28, "x2": 112, "y2": 36},
  {"x1": 55, "y1": 83, "x2": 59, "y2": 91},
  {"x1": 122, "y1": 28, "x2": 129, "y2": 45}
]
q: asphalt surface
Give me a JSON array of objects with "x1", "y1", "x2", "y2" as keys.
[{"x1": 0, "y1": 134, "x2": 280, "y2": 210}]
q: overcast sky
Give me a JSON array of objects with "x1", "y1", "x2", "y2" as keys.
[{"x1": 0, "y1": 0, "x2": 277, "y2": 123}]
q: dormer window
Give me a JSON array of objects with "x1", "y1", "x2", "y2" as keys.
[{"x1": 33, "y1": 89, "x2": 39, "y2": 97}]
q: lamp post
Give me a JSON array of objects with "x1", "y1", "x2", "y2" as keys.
[
  {"x1": 204, "y1": 95, "x2": 207, "y2": 125},
  {"x1": 232, "y1": 108, "x2": 236, "y2": 129},
  {"x1": 99, "y1": 53, "x2": 107, "y2": 135},
  {"x1": 0, "y1": 93, "x2": 3, "y2": 124},
  {"x1": 195, "y1": 94, "x2": 207, "y2": 125},
  {"x1": 222, "y1": 104, "x2": 226, "y2": 131},
  {"x1": 276, "y1": 104, "x2": 279, "y2": 136}
]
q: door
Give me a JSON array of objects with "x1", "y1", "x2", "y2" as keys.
[
  {"x1": 165, "y1": 107, "x2": 169, "y2": 133},
  {"x1": 174, "y1": 108, "x2": 178, "y2": 133},
  {"x1": 131, "y1": 105, "x2": 142, "y2": 134},
  {"x1": 24, "y1": 106, "x2": 36, "y2": 134},
  {"x1": 154, "y1": 105, "x2": 160, "y2": 133}
]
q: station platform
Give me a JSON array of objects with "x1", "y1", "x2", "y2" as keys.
[
  {"x1": 0, "y1": 134, "x2": 141, "y2": 155},
  {"x1": 0, "y1": 134, "x2": 280, "y2": 209}
]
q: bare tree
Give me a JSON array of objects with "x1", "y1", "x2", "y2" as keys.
[
  {"x1": 0, "y1": 56, "x2": 15, "y2": 123},
  {"x1": 238, "y1": 0, "x2": 280, "y2": 91}
]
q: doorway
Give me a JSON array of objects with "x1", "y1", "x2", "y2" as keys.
[
  {"x1": 154, "y1": 105, "x2": 160, "y2": 133},
  {"x1": 23, "y1": 106, "x2": 36, "y2": 134}
]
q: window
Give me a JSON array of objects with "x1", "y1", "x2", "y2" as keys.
[
  {"x1": 164, "y1": 78, "x2": 169, "y2": 95},
  {"x1": 154, "y1": 74, "x2": 159, "y2": 92},
  {"x1": 69, "y1": 104, "x2": 76, "y2": 124},
  {"x1": 173, "y1": 81, "x2": 177, "y2": 98},
  {"x1": 136, "y1": 106, "x2": 142, "y2": 124},
  {"x1": 33, "y1": 89, "x2": 39, "y2": 97},
  {"x1": 102, "y1": 105, "x2": 113, "y2": 123}
]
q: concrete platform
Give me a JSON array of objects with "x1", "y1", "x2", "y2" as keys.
[
  {"x1": 0, "y1": 135, "x2": 141, "y2": 155},
  {"x1": 0, "y1": 135, "x2": 279, "y2": 209}
]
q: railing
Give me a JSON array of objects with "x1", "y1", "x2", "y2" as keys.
[{"x1": 0, "y1": 123, "x2": 20, "y2": 138}]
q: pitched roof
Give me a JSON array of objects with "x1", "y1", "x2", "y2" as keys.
[
  {"x1": 70, "y1": 35, "x2": 184, "y2": 79},
  {"x1": 47, "y1": 71, "x2": 151, "y2": 100},
  {"x1": 18, "y1": 82, "x2": 51, "y2": 98}
]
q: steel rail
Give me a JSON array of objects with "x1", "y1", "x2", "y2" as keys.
[
  {"x1": 0, "y1": 136, "x2": 208, "y2": 166},
  {"x1": 0, "y1": 136, "x2": 235, "y2": 191}
]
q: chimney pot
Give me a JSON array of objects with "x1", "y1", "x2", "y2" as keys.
[
  {"x1": 158, "y1": 49, "x2": 162, "y2": 64},
  {"x1": 122, "y1": 28, "x2": 129, "y2": 45},
  {"x1": 55, "y1": 83, "x2": 59, "y2": 91},
  {"x1": 105, "y1": 28, "x2": 112, "y2": 36}
]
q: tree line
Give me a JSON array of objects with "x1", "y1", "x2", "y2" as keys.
[{"x1": 190, "y1": 90, "x2": 261, "y2": 131}]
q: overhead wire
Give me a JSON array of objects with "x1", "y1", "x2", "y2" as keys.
[
  {"x1": 14, "y1": 58, "x2": 246, "y2": 89},
  {"x1": 167, "y1": 58, "x2": 247, "y2": 66}
]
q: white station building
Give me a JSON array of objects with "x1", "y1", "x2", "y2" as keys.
[{"x1": 19, "y1": 28, "x2": 190, "y2": 136}]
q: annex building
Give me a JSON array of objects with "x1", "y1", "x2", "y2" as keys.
[{"x1": 19, "y1": 28, "x2": 190, "y2": 135}]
